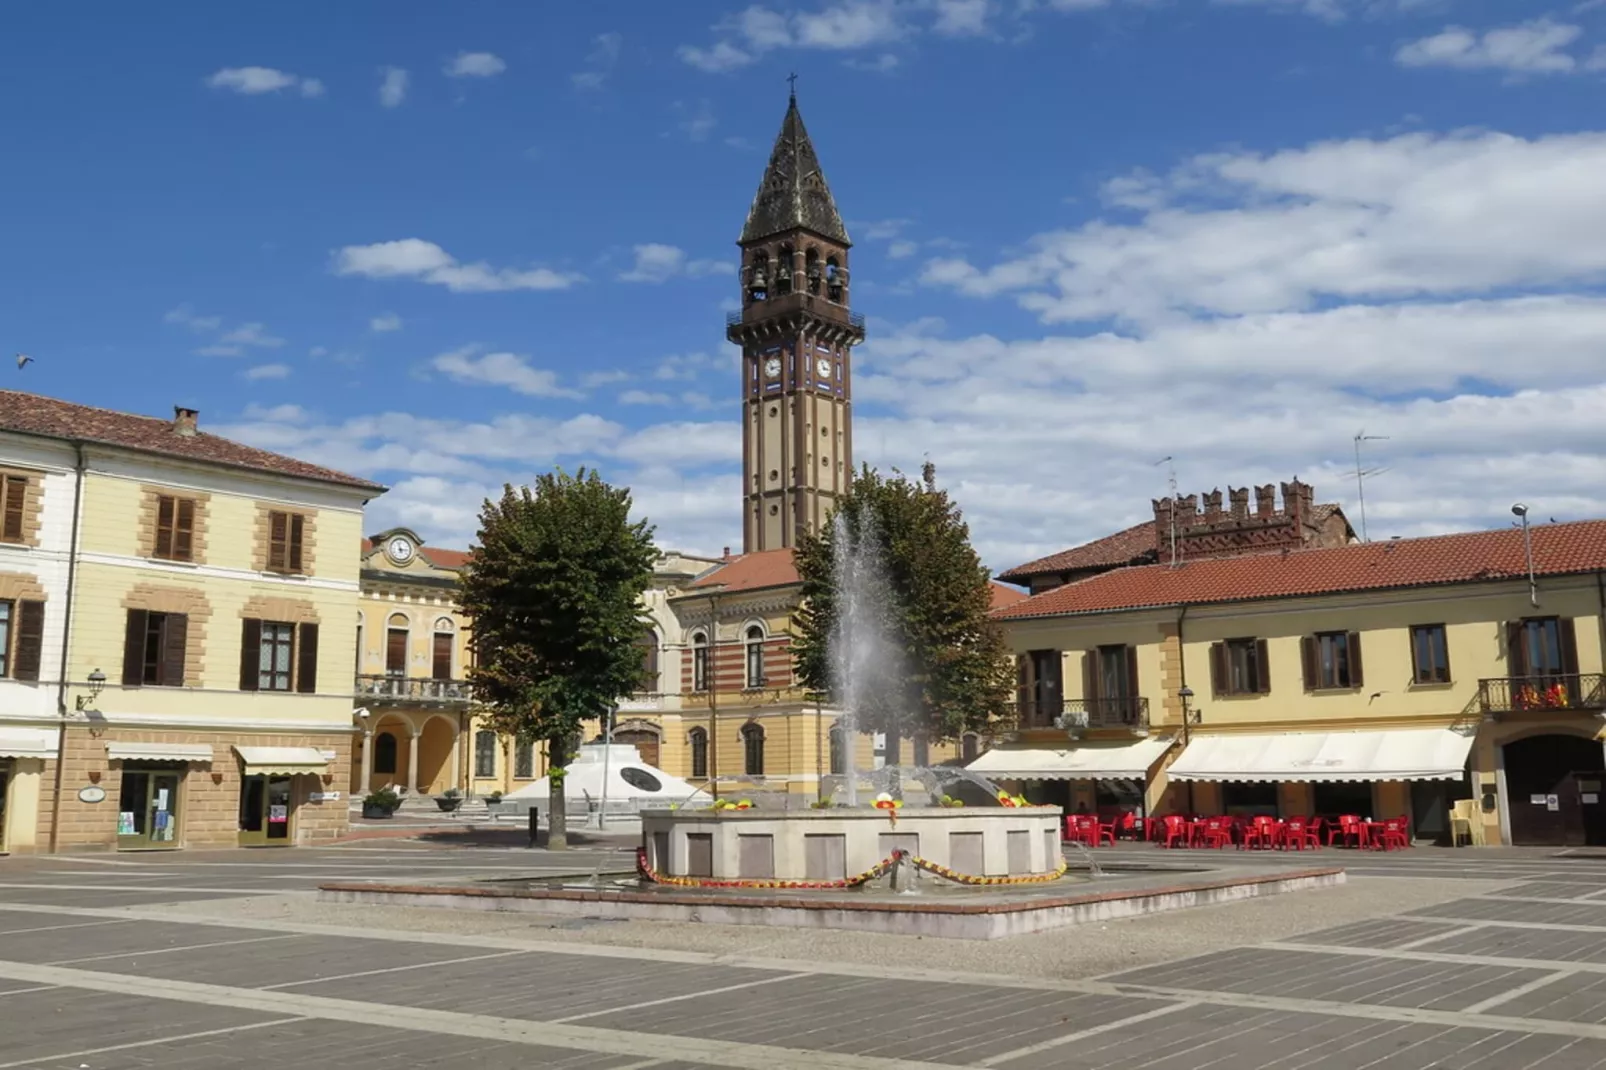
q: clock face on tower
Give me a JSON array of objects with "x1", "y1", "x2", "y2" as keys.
[
  {"x1": 386, "y1": 536, "x2": 414, "y2": 565},
  {"x1": 763, "y1": 356, "x2": 782, "y2": 378},
  {"x1": 815, "y1": 357, "x2": 832, "y2": 378}
]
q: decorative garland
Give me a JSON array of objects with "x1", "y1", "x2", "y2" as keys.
[{"x1": 634, "y1": 847, "x2": 1068, "y2": 890}]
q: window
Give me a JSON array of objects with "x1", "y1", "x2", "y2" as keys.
[
  {"x1": 1211, "y1": 638, "x2": 1270, "y2": 696},
  {"x1": 121, "y1": 609, "x2": 188, "y2": 688},
  {"x1": 620, "y1": 767, "x2": 662, "y2": 792},
  {"x1": 1302, "y1": 632, "x2": 1363, "y2": 691},
  {"x1": 1083, "y1": 645, "x2": 1140, "y2": 723},
  {"x1": 1, "y1": 473, "x2": 27, "y2": 543},
  {"x1": 691, "y1": 631, "x2": 709, "y2": 692},
  {"x1": 961, "y1": 732, "x2": 980, "y2": 764},
  {"x1": 373, "y1": 732, "x2": 398, "y2": 775},
  {"x1": 0, "y1": 601, "x2": 8, "y2": 677},
  {"x1": 745, "y1": 625, "x2": 766, "y2": 689},
  {"x1": 514, "y1": 738, "x2": 534, "y2": 779},
  {"x1": 688, "y1": 727, "x2": 708, "y2": 778},
  {"x1": 238, "y1": 620, "x2": 318, "y2": 694},
  {"x1": 829, "y1": 726, "x2": 845, "y2": 776},
  {"x1": 474, "y1": 730, "x2": 497, "y2": 779},
  {"x1": 266, "y1": 511, "x2": 305, "y2": 573},
  {"x1": 741, "y1": 722, "x2": 765, "y2": 777},
  {"x1": 1410, "y1": 624, "x2": 1451, "y2": 684},
  {"x1": 1017, "y1": 649, "x2": 1062, "y2": 726},
  {"x1": 354, "y1": 613, "x2": 365, "y2": 674},
  {"x1": 154, "y1": 495, "x2": 196, "y2": 561},
  {"x1": 637, "y1": 630, "x2": 659, "y2": 691},
  {"x1": 1509, "y1": 617, "x2": 1573, "y2": 677},
  {"x1": 386, "y1": 614, "x2": 408, "y2": 677},
  {"x1": 431, "y1": 621, "x2": 453, "y2": 680}
]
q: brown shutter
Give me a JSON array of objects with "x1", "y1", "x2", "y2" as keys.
[
  {"x1": 268, "y1": 512, "x2": 287, "y2": 571},
  {"x1": 1, "y1": 476, "x2": 25, "y2": 542},
  {"x1": 161, "y1": 614, "x2": 187, "y2": 687},
  {"x1": 1124, "y1": 646, "x2": 1141, "y2": 722},
  {"x1": 122, "y1": 609, "x2": 148, "y2": 687},
  {"x1": 1347, "y1": 632, "x2": 1364, "y2": 688},
  {"x1": 296, "y1": 622, "x2": 319, "y2": 694},
  {"x1": 1505, "y1": 621, "x2": 1525, "y2": 676},
  {"x1": 174, "y1": 498, "x2": 195, "y2": 561},
  {"x1": 1560, "y1": 618, "x2": 1580, "y2": 677},
  {"x1": 1300, "y1": 636, "x2": 1318, "y2": 691},
  {"x1": 155, "y1": 495, "x2": 175, "y2": 558},
  {"x1": 239, "y1": 618, "x2": 262, "y2": 691},
  {"x1": 288, "y1": 514, "x2": 305, "y2": 573},
  {"x1": 1015, "y1": 655, "x2": 1029, "y2": 714},
  {"x1": 1255, "y1": 638, "x2": 1271, "y2": 693},
  {"x1": 387, "y1": 629, "x2": 408, "y2": 674},
  {"x1": 432, "y1": 632, "x2": 453, "y2": 680},
  {"x1": 13, "y1": 600, "x2": 45, "y2": 681},
  {"x1": 1082, "y1": 650, "x2": 1099, "y2": 707},
  {"x1": 1408, "y1": 626, "x2": 1423, "y2": 683},
  {"x1": 1209, "y1": 642, "x2": 1227, "y2": 696}
]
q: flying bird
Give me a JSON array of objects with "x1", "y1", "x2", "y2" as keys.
[{"x1": 15, "y1": 354, "x2": 32, "y2": 370}]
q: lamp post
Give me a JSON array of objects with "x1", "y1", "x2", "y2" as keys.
[
  {"x1": 702, "y1": 583, "x2": 727, "y2": 801},
  {"x1": 1178, "y1": 685, "x2": 1198, "y2": 817},
  {"x1": 1512, "y1": 503, "x2": 1538, "y2": 607}
]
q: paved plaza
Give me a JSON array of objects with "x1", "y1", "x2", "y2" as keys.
[{"x1": 3, "y1": 843, "x2": 1606, "y2": 1067}]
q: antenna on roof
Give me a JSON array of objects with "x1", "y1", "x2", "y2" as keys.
[
  {"x1": 1352, "y1": 432, "x2": 1390, "y2": 543},
  {"x1": 1156, "y1": 456, "x2": 1180, "y2": 568}
]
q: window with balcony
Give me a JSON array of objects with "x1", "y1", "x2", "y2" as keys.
[
  {"x1": 688, "y1": 727, "x2": 708, "y2": 778},
  {"x1": 431, "y1": 618, "x2": 454, "y2": 680},
  {"x1": 1016, "y1": 649, "x2": 1062, "y2": 726},
  {"x1": 1211, "y1": 638, "x2": 1270, "y2": 696},
  {"x1": 1082, "y1": 644, "x2": 1142, "y2": 724},
  {"x1": 1410, "y1": 624, "x2": 1451, "y2": 684},
  {"x1": 741, "y1": 722, "x2": 765, "y2": 776},
  {"x1": 745, "y1": 625, "x2": 766, "y2": 689},
  {"x1": 386, "y1": 614, "x2": 409, "y2": 677},
  {"x1": 1302, "y1": 632, "x2": 1363, "y2": 691},
  {"x1": 1502, "y1": 616, "x2": 1583, "y2": 709}
]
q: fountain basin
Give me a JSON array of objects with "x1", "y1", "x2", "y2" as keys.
[{"x1": 641, "y1": 806, "x2": 1063, "y2": 883}]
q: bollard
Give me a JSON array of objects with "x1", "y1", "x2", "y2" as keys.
[{"x1": 528, "y1": 808, "x2": 541, "y2": 848}]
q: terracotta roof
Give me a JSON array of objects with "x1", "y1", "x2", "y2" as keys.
[
  {"x1": 997, "y1": 521, "x2": 1158, "y2": 582},
  {"x1": 685, "y1": 548, "x2": 801, "y2": 594},
  {"x1": 989, "y1": 581, "x2": 1028, "y2": 610},
  {"x1": 0, "y1": 390, "x2": 382, "y2": 491},
  {"x1": 360, "y1": 538, "x2": 471, "y2": 571},
  {"x1": 994, "y1": 519, "x2": 1606, "y2": 620}
]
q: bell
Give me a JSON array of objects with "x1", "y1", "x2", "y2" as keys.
[
  {"x1": 777, "y1": 263, "x2": 791, "y2": 281},
  {"x1": 807, "y1": 263, "x2": 822, "y2": 279},
  {"x1": 751, "y1": 270, "x2": 766, "y2": 288}
]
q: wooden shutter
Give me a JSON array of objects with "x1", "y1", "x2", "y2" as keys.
[
  {"x1": 1346, "y1": 632, "x2": 1364, "y2": 688},
  {"x1": 1255, "y1": 638, "x2": 1271, "y2": 693},
  {"x1": 1125, "y1": 646, "x2": 1140, "y2": 701},
  {"x1": 1, "y1": 476, "x2": 25, "y2": 542},
  {"x1": 1560, "y1": 618, "x2": 1580, "y2": 676},
  {"x1": 155, "y1": 495, "x2": 175, "y2": 558},
  {"x1": 1408, "y1": 627, "x2": 1423, "y2": 683},
  {"x1": 1300, "y1": 636, "x2": 1318, "y2": 691},
  {"x1": 386, "y1": 629, "x2": 408, "y2": 674},
  {"x1": 1082, "y1": 650, "x2": 1099, "y2": 706},
  {"x1": 13, "y1": 600, "x2": 44, "y2": 681},
  {"x1": 1504, "y1": 621, "x2": 1525, "y2": 676},
  {"x1": 1209, "y1": 642, "x2": 1227, "y2": 696},
  {"x1": 432, "y1": 633, "x2": 453, "y2": 680},
  {"x1": 296, "y1": 622, "x2": 319, "y2": 694},
  {"x1": 1015, "y1": 655, "x2": 1029, "y2": 713},
  {"x1": 268, "y1": 512, "x2": 288, "y2": 571},
  {"x1": 287, "y1": 514, "x2": 305, "y2": 573},
  {"x1": 122, "y1": 609, "x2": 148, "y2": 686},
  {"x1": 161, "y1": 614, "x2": 187, "y2": 687},
  {"x1": 174, "y1": 498, "x2": 195, "y2": 561},
  {"x1": 239, "y1": 619, "x2": 262, "y2": 691}
]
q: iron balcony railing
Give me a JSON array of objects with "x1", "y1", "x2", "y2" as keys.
[
  {"x1": 1013, "y1": 697, "x2": 1150, "y2": 732},
  {"x1": 1478, "y1": 673, "x2": 1606, "y2": 716},
  {"x1": 355, "y1": 674, "x2": 473, "y2": 704}
]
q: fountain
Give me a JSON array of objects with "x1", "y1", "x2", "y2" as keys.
[{"x1": 640, "y1": 512, "x2": 1063, "y2": 887}]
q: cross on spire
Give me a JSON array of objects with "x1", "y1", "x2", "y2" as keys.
[{"x1": 787, "y1": 72, "x2": 798, "y2": 99}]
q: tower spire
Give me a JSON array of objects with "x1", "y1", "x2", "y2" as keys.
[{"x1": 739, "y1": 91, "x2": 849, "y2": 246}]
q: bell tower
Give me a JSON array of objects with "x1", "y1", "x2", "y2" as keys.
[{"x1": 728, "y1": 89, "x2": 865, "y2": 553}]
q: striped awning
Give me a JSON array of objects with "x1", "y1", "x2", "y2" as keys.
[
  {"x1": 234, "y1": 746, "x2": 329, "y2": 776},
  {"x1": 107, "y1": 742, "x2": 214, "y2": 763},
  {"x1": 0, "y1": 727, "x2": 57, "y2": 760},
  {"x1": 1166, "y1": 727, "x2": 1476, "y2": 783}
]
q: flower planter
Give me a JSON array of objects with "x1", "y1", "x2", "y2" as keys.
[
  {"x1": 435, "y1": 797, "x2": 463, "y2": 813},
  {"x1": 361, "y1": 804, "x2": 395, "y2": 820}
]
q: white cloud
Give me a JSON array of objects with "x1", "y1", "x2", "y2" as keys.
[
  {"x1": 378, "y1": 67, "x2": 408, "y2": 107},
  {"x1": 243, "y1": 363, "x2": 291, "y2": 381},
  {"x1": 573, "y1": 32, "x2": 622, "y2": 90},
  {"x1": 621, "y1": 389, "x2": 675, "y2": 406},
  {"x1": 220, "y1": 322, "x2": 285, "y2": 348},
  {"x1": 932, "y1": 0, "x2": 992, "y2": 36},
  {"x1": 679, "y1": 1, "x2": 911, "y2": 72},
  {"x1": 370, "y1": 312, "x2": 403, "y2": 333},
  {"x1": 163, "y1": 305, "x2": 221, "y2": 332},
  {"x1": 445, "y1": 51, "x2": 507, "y2": 78},
  {"x1": 618, "y1": 244, "x2": 729, "y2": 283},
  {"x1": 1396, "y1": 19, "x2": 1583, "y2": 74},
  {"x1": 887, "y1": 240, "x2": 919, "y2": 259},
  {"x1": 332, "y1": 238, "x2": 583, "y2": 293},
  {"x1": 430, "y1": 346, "x2": 582, "y2": 399},
  {"x1": 167, "y1": 307, "x2": 285, "y2": 357},
  {"x1": 207, "y1": 67, "x2": 323, "y2": 97},
  {"x1": 678, "y1": 40, "x2": 757, "y2": 73},
  {"x1": 673, "y1": 99, "x2": 719, "y2": 142}
]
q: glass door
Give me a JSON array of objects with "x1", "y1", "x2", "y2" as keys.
[
  {"x1": 238, "y1": 774, "x2": 294, "y2": 846},
  {"x1": 117, "y1": 767, "x2": 183, "y2": 849}
]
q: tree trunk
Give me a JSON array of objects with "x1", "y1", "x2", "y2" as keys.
[
  {"x1": 884, "y1": 728, "x2": 902, "y2": 800},
  {"x1": 548, "y1": 774, "x2": 568, "y2": 850}
]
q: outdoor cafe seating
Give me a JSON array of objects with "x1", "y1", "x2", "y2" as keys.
[{"x1": 1065, "y1": 811, "x2": 1412, "y2": 850}]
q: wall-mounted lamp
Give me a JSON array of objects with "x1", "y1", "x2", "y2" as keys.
[
  {"x1": 1178, "y1": 685, "x2": 1201, "y2": 726},
  {"x1": 75, "y1": 668, "x2": 107, "y2": 711}
]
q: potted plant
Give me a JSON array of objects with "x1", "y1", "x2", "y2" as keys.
[
  {"x1": 362, "y1": 788, "x2": 400, "y2": 819},
  {"x1": 435, "y1": 787, "x2": 463, "y2": 813}
]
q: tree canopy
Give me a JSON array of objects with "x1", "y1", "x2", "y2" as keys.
[{"x1": 792, "y1": 462, "x2": 1013, "y2": 760}]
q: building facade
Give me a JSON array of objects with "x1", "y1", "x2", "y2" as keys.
[{"x1": 0, "y1": 392, "x2": 382, "y2": 852}]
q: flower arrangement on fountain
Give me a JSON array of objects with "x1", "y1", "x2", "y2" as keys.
[
  {"x1": 995, "y1": 791, "x2": 1029, "y2": 808},
  {"x1": 937, "y1": 794, "x2": 965, "y2": 808},
  {"x1": 874, "y1": 791, "x2": 903, "y2": 826},
  {"x1": 713, "y1": 798, "x2": 755, "y2": 811}
]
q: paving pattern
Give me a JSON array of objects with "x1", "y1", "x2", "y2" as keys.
[{"x1": 4, "y1": 844, "x2": 1606, "y2": 1067}]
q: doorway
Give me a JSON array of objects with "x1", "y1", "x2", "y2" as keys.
[
  {"x1": 238, "y1": 774, "x2": 294, "y2": 846},
  {"x1": 1504, "y1": 734, "x2": 1606, "y2": 846},
  {"x1": 614, "y1": 728, "x2": 661, "y2": 768},
  {"x1": 1410, "y1": 777, "x2": 1471, "y2": 845},
  {"x1": 117, "y1": 766, "x2": 183, "y2": 849}
]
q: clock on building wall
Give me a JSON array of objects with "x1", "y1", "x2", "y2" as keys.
[
  {"x1": 763, "y1": 356, "x2": 782, "y2": 378},
  {"x1": 815, "y1": 357, "x2": 832, "y2": 378},
  {"x1": 385, "y1": 535, "x2": 415, "y2": 565}
]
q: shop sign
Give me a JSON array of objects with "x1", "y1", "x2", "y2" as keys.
[
  {"x1": 77, "y1": 785, "x2": 106, "y2": 804},
  {"x1": 309, "y1": 792, "x2": 341, "y2": 803},
  {"x1": 268, "y1": 804, "x2": 289, "y2": 824}
]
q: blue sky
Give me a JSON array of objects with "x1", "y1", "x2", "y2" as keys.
[{"x1": 5, "y1": 1, "x2": 1605, "y2": 569}]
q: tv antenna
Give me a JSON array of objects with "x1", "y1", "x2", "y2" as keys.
[
  {"x1": 1156, "y1": 456, "x2": 1179, "y2": 567},
  {"x1": 1353, "y1": 432, "x2": 1390, "y2": 543}
]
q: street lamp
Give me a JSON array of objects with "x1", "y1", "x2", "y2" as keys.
[
  {"x1": 75, "y1": 669, "x2": 106, "y2": 712},
  {"x1": 701, "y1": 583, "x2": 727, "y2": 801},
  {"x1": 1177, "y1": 685, "x2": 1199, "y2": 817},
  {"x1": 1512, "y1": 503, "x2": 1538, "y2": 607}
]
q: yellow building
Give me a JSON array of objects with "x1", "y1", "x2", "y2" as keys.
[
  {"x1": 0, "y1": 392, "x2": 382, "y2": 852},
  {"x1": 986, "y1": 485, "x2": 1606, "y2": 847}
]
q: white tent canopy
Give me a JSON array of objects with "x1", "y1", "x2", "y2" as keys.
[
  {"x1": 1166, "y1": 727, "x2": 1476, "y2": 783},
  {"x1": 965, "y1": 736, "x2": 1174, "y2": 781},
  {"x1": 505, "y1": 743, "x2": 699, "y2": 810}
]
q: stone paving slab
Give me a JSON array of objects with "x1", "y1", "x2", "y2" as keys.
[
  {"x1": 1103, "y1": 946, "x2": 1552, "y2": 1011},
  {"x1": 0, "y1": 919, "x2": 268, "y2": 964},
  {"x1": 1495, "y1": 972, "x2": 1606, "y2": 1024},
  {"x1": 0, "y1": 887, "x2": 255, "y2": 908},
  {"x1": 1412, "y1": 899, "x2": 1606, "y2": 927},
  {"x1": 1499, "y1": 882, "x2": 1606, "y2": 901},
  {"x1": 1429, "y1": 927, "x2": 1606, "y2": 965},
  {"x1": 575, "y1": 971, "x2": 1150, "y2": 1064},
  {"x1": 0, "y1": 987, "x2": 278, "y2": 1066},
  {"x1": 1290, "y1": 917, "x2": 1469, "y2": 950}
]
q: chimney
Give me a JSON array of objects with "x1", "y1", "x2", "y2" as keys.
[
  {"x1": 1228, "y1": 487, "x2": 1249, "y2": 520},
  {"x1": 722, "y1": 546, "x2": 731, "y2": 559},
  {"x1": 173, "y1": 406, "x2": 199, "y2": 437},
  {"x1": 1255, "y1": 484, "x2": 1276, "y2": 518}
]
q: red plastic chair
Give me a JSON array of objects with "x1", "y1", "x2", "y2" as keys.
[
  {"x1": 1241, "y1": 816, "x2": 1281, "y2": 850},
  {"x1": 1282, "y1": 818, "x2": 1319, "y2": 851},
  {"x1": 1379, "y1": 817, "x2": 1410, "y2": 851},
  {"x1": 1197, "y1": 816, "x2": 1233, "y2": 849},
  {"x1": 1161, "y1": 814, "x2": 1191, "y2": 848},
  {"x1": 1328, "y1": 815, "x2": 1362, "y2": 848}
]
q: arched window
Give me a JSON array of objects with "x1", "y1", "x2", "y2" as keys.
[
  {"x1": 355, "y1": 611, "x2": 365, "y2": 674},
  {"x1": 805, "y1": 247, "x2": 821, "y2": 294},
  {"x1": 747, "y1": 252, "x2": 769, "y2": 304},
  {"x1": 961, "y1": 732, "x2": 980, "y2": 764},
  {"x1": 691, "y1": 631, "x2": 709, "y2": 692},
  {"x1": 637, "y1": 629, "x2": 659, "y2": 692},
  {"x1": 776, "y1": 243, "x2": 794, "y2": 294},
  {"x1": 688, "y1": 727, "x2": 708, "y2": 779},
  {"x1": 474, "y1": 730, "x2": 497, "y2": 779},
  {"x1": 829, "y1": 725, "x2": 845, "y2": 776},
  {"x1": 825, "y1": 255, "x2": 843, "y2": 302},
  {"x1": 373, "y1": 731, "x2": 398, "y2": 775},
  {"x1": 745, "y1": 625, "x2": 766, "y2": 689},
  {"x1": 741, "y1": 722, "x2": 765, "y2": 777},
  {"x1": 514, "y1": 738, "x2": 534, "y2": 779},
  {"x1": 431, "y1": 617, "x2": 455, "y2": 681},
  {"x1": 385, "y1": 612, "x2": 409, "y2": 678}
]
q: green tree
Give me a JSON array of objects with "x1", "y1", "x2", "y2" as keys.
[
  {"x1": 792, "y1": 462, "x2": 1013, "y2": 767},
  {"x1": 460, "y1": 469, "x2": 657, "y2": 849}
]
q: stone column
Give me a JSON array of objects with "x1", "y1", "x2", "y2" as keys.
[
  {"x1": 447, "y1": 726, "x2": 462, "y2": 793},
  {"x1": 407, "y1": 730, "x2": 421, "y2": 795},
  {"x1": 359, "y1": 729, "x2": 374, "y2": 794}
]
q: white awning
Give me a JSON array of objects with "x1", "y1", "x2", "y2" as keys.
[
  {"x1": 0, "y1": 727, "x2": 57, "y2": 760},
  {"x1": 966, "y1": 736, "x2": 1175, "y2": 781},
  {"x1": 107, "y1": 743, "x2": 214, "y2": 763},
  {"x1": 1167, "y1": 727, "x2": 1476, "y2": 783},
  {"x1": 234, "y1": 746, "x2": 329, "y2": 776}
]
